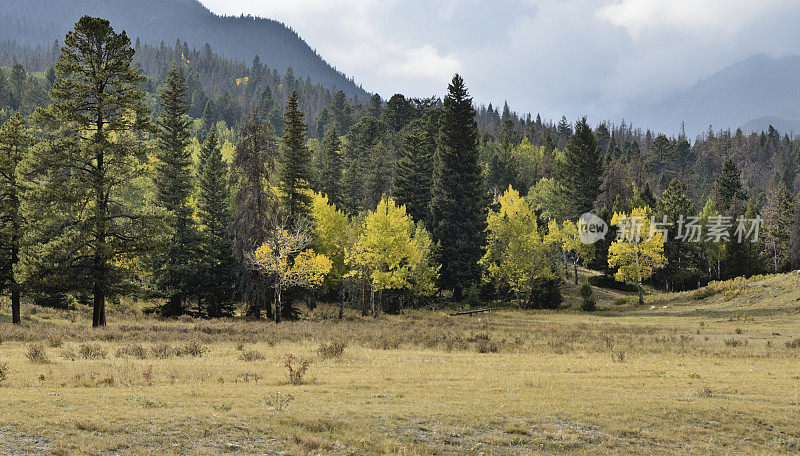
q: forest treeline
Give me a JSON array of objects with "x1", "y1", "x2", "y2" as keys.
[
  {"x1": 0, "y1": 0, "x2": 368, "y2": 99},
  {"x1": 1, "y1": 16, "x2": 799, "y2": 327}
]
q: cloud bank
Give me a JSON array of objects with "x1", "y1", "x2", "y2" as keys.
[{"x1": 200, "y1": 0, "x2": 800, "y2": 125}]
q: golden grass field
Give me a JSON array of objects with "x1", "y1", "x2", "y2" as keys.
[{"x1": 1, "y1": 273, "x2": 799, "y2": 455}]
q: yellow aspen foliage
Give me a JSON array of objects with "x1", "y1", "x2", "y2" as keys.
[
  {"x1": 544, "y1": 219, "x2": 595, "y2": 284},
  {"x1": 346, "y1": 197, "x2": 439, "y2": 316},
  {"x1": 480, "y1": 186, "x2": 551, "y2": 297},
  {"x1": 607, "y1": 206, "x2": 667, "y2": 305}
]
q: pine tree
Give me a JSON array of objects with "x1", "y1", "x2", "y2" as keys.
[
  {"x1": 555, "y1": 117, "x2": 603, "y2": 220},
  {"x1": 18, "y1": 16, "x2": 159, "y2": 327},
  {"x1": 394, "y1": 118, "x2": 434, "y2": 224},
  {"x1": 430, "y1": 74, "x2": 486, "y2": 300},
  {"x1": 232, "y1": 111, "x2": 275, "y2": 318},
  {"x1": 382, "y1": 94, "x2": 414, "y2": 132},
  {"x1": 713, "y1": 159, "x2": 746, "y2": 214},
  {"x1": 317, "y1": 127, "x2": 343, "y2": 206},
  {"x1": 655, "y1": 179, "x2": 703, "y2": 290},
  {"x1": 153, "y1": 64, "x2": 198, "y2": 316},
  {"x1": 197, "y1": 129, "x2": 236, "y2": 317},
  {"x1": 0, "y1": 114, "x2": 33, "y2": 324},
  {"x1": 762, "y1": 178, "x2": 794, "y2": 273},
  {"x1": 278, "y1": 91, "x2": 312, "y2": 221},
  {"x1": 200, "y1": 100, "x2": 214, "y2": 141}
]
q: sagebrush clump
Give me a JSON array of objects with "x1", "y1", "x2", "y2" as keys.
[
  {"x1": 240, "y1": 350, "x2": 265, "y2": 362},
  {"x1": 26, "y1": 343, "x2": 50, "y2": 364},
  {"x1": 79, "y1": 343, "x2": 108, "y2": 359},
  {"x1": 317, "y1": 341, "x2": 347, "y2": 359}
]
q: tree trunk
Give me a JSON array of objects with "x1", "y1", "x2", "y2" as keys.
[
  {"x1": 574, "y1": 263, "x2": 578, "y2": 285},
  {"x1": 11, "y1": 288, "x2": 20, "y2": 325},
  {"x1": 453, "y1": 286, "x2": 463, "y2": 302},
  {"x1": 11, "y1": 230, "x2": 20, "y2": 324},
  {"x1": 274, "y1": 285, "x2": 282, "y2": 324},
  {"x1": 93, "y1": 107, "x2": 107, "y2": 328},
  {"x1": 93, "y1": 279, "x2": 106, "y2": 327},
  {"x1": 637, "y1": 281, "x2": 644, "y2": 306},
  {"x1": 370, "y1": 285, "x2": 376, "y2": 318},
  {"x1": 361, "y1": 278, "x2": 368, "y2": 316}
]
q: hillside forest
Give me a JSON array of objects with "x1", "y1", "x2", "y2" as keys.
[{"x1": 1, "y1": 16, "x2": 800, "y2": 326}]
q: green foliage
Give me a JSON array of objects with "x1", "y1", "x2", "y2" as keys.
[
  {"x1": 232, "y1": 112, "x2": 275, "y2": 318},
  {"x1": 153, "y1": 64, "x2": 199, "y2": 316},
  {"x1": 18, "y1": 16, "x2": 164, "y2": 327},
  {"x1": 196, "y1": 129, "x2": 236, "y2": 317},
  {"x1": 0, "y1": 114, "x2": 33, "y2": 324},
  {"x1": 430, "y1": 74, "x2": 486, "y2": 299},
  {"x1": 526, "y1": 276, "x2": 562, "y2": 309},
  {"x1": 316, "y1": 127, "x2": 343, "y2": 207},
  {"x1": 555, "y1": 117, "x2": 603, "y2": 220},
  {"x1": 394, "y1": 118, "x2": 435, "y2": 224},
  {"x1": 580, "y1": 283, "x2": 596, "y2": 311},
  {"x1": 279, "y1": 90, "x2": 312, "y2": 220}
]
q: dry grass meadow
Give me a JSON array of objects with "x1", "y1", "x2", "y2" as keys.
[{"x1": 1, "y1": 272, "x2": 800, "y2": 455}]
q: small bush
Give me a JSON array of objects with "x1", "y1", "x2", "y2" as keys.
[
  {"x1": 177, "y1": 340, "x2": 207, "y2": 357},
  {"x1": 240, "y1": 350, "x2": 265, "y2": 362},
  {"x1": 525, "y1": 276, "x2": 562, "y2": 309},
  {"x1": 0, "y1": 362, "x2": 8, "y2": 384},
  {"x1": 151, "y1": 344, "x2": 173, "y2": 359},
  {"x1": 284, "y1": 353, "x2": 309, "y2": 385},
  {"x1": 78, "y1": 343, "x2": 108, "y2": 359},
  {"x1": 475, "y1": 338, "x2": 499, "y2": 353},
  {"x1": 46, "y1": 336, "x2": 63, "y2": 348},
  {"x1": 786, "y1": 338, "x2": 800, "y2": 348},
  {"x1": 60, "y1": 348, "x2": 77, "y2": 361},
  {"x1": 26, "y1": 343, "x2": 50, "y2": 364},
  {"x1": 264, "y1": 391, "x2": 294, "y2": 411},
  {"x1": 116, "y1": 344, "x2": 148, "y2": 360},
  {"x1": 580, "y1": 283, "x2": 596, "y2": 312},
  {"x1": 724, "y1": 338, "x2": 748, "y2": 347},
  {"x1": 317, "y1": 341, "x2": 347, "y2": 359},
  {"x1": 32, "y1": 292, "x2": 74, "y2": 309}
]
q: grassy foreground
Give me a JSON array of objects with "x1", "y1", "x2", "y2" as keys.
[{"x1": 1, "y1": 273, "x2": 799, "y2": 455}]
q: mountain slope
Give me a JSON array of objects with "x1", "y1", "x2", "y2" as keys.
[
  {"x1": 631, "y1": 54, "x2": 800, "y2": 137},
  {"x1": 0, "y1": 0, "x2": 369, "y2": 100}
]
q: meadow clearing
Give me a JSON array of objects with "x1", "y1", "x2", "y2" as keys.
[{"x1": 1, "y1": 273, "x2": 799, "y2": 455}]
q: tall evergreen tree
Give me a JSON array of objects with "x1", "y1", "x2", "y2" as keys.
[
  {"x1": 197, "y1": 129, "x2": 236, "y2": 317},
  {"x1": 762, "y1": 178, "x2": 794, "y2": 273},
  {"x1": 0, "y1": 114, "x2": 33, "y2": 324},
  {"x1": 655, "y1": 179, "x2": 703, "y2": 290},
  {"x1": 232, "y1": 111, "x2": 275, "y2": 318},
  {"x1": 317, "y1": 126, "x2": 343, "y2": 206},
  {"x1": 278, "y1": 90, "x2": 312, "y2": 220},
  {"x1": 18, "y1": 16, "x2": 159, "y2": 327},
  {"x1": 555, "y1": 117, "x2": 603, "y2": 219},
  {"x1": 430, "y1": 74, "x2": 486, "y2": 300},
  {"x1": 153, "y1": 64, "x2": 198, "y2": 316},
  {"x1": 394, "y1": 118, "x2": 435, "y2": 224}
]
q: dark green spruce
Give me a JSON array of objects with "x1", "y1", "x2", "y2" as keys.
[{"x1": 430, "y1": 74, "x2": 486, "y2": 300}]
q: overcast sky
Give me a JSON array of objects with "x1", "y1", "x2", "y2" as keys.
[{"x1": 199, "y1": 0, "x2": 800, "y2": 122}]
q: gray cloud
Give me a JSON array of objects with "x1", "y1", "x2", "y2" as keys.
[{"x1": 200, "y1": 0, "x2": 800, "y2": 124}]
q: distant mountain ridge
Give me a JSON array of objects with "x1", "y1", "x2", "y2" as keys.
[
  {"x1": 629, "y1": 54, "x2": 800, "y2": 137},
  {"x1": 0, "y1": 0, "x2": 370, "y2": 100}
]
